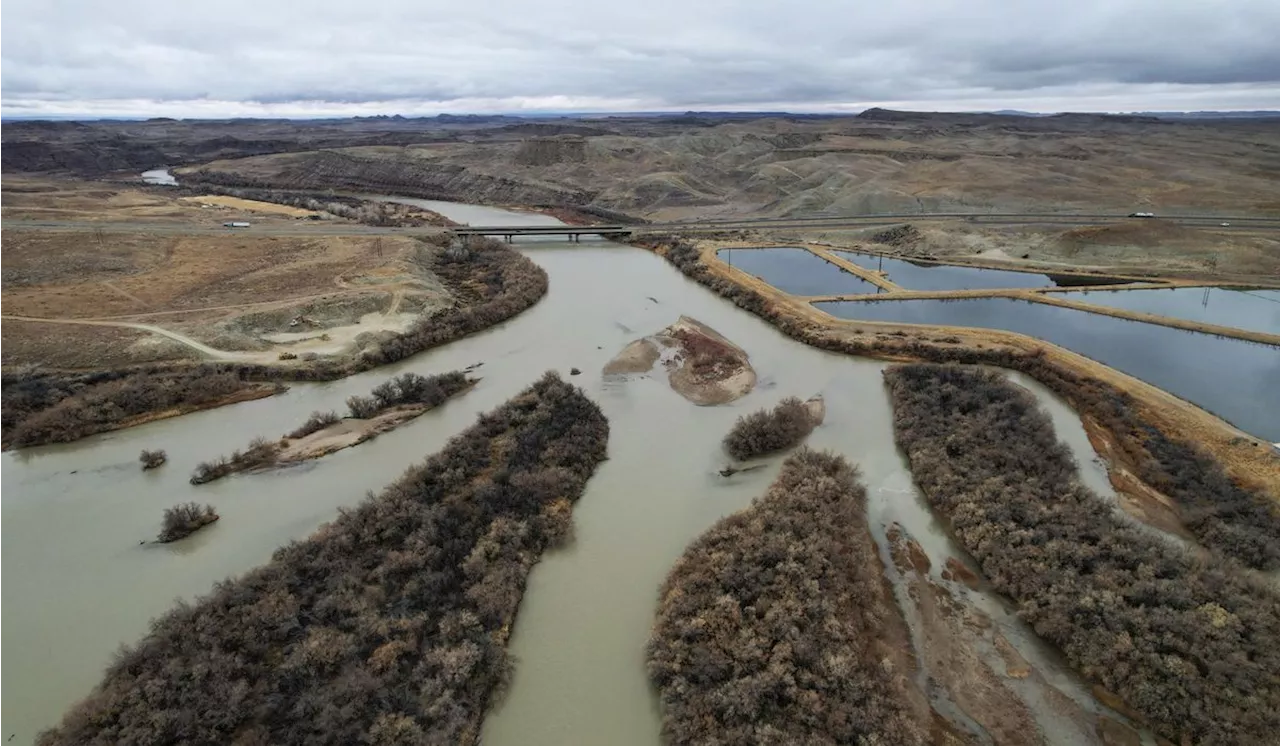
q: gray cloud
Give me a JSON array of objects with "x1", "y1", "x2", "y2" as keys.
[{"x1": 3, "y1": 0, "x2": 1279, "y2": 116}]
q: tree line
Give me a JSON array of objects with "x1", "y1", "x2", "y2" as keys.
[
  {"x1": 39, "y1": 372, "x2": 609, "y2": 745},
  {"x1": 884, "y1": 363, "x2": 1280, "y2": 745},
  {"x1": 645, "y1": 235, "x2": 1280, "y2": 570},
  {"x1": 2, "y1": 237, "x2": 547, "y2": 449},
  {"x1": 648, "y1": 448, "x2": 924, "y2": 745}
]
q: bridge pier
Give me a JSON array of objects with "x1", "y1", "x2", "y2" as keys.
[{"x1": 504, "y1": 234, "x2": 513, "y2": 243}]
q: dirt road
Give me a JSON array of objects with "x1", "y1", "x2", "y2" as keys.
[{"x1": 0, "y1": 314, "x2": 272, "y2": 362}]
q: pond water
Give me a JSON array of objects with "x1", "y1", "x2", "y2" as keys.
[
  {"x1": 831, "y1": 248, "x2": 1059, "y2": 290},
  {"x1": 815, "y1": 296, "x2": 1280, "y2": 441},
  {"x1": 716, "y1": 247, "x2": 883, "y2": 296},
  {"x1": 1052, "y1": 286, "x2": 1280, "y2": 336},
  {"x1": 3, "y1": 202, "x2": 1159, "y2": 745},
  {"x1": 140, "y1": 168, "x2": 177, "y2": 186}
]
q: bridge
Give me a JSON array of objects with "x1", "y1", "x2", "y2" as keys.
[{"x1": 454, "y1": 224, "x2": 634, "y2": 242}]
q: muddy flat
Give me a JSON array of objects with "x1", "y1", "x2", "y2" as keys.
[{"x1": 604, "y1": 315, "x2": 756, "y2": 405}]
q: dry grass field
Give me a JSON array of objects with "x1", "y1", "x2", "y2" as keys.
[{"x1": 1, "y1": 179, "x2": 452, "y2": 368}]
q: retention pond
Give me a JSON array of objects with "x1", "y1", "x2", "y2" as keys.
[
  {"x1": 816, "y1": 296, "x2": 1280, "y2": 441},
  {"x1": 1051, "y1": 286, "x2": 1280, "y2": 336},
  {"x1": 716, "y1": 247, "x2": 882, "y2": 295}
]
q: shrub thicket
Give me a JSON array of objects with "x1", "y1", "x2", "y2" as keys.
[
  {"x1": 287, "y1": 411, "x2": 341, "y2": 439},
  {"x1": 157, "y1": 502, "x2": 218, "y2": 542},
  {"x1": 40, "y1": 372, "x2": 609, "y2": 746},
  {"x1": 190, "y1": 436, "x2": 279, "y2": 485},
  {"x1": 649, "y1": 448, "x2": 924, "y2": 745},
  {"x1": 884, "y1": 364, "x2": 1280, "y2": 744},
  {"x1": 138, "y1": 449, "x2": 167, "y2": 470},
  {"x1": 3, "y1": 239, "x2": 545, "y2": 450},
  {"x1": 646, "y1": 236, "x2": 1280, "y2": 570},
  {"x1": 2, "y1": 368, "x2": 279, "y2": 449},
  {"x1": 722, "y1": 396, "x2": 817, "y2": 460}
]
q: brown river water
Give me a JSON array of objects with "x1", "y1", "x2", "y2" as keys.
[{"x1": 3, "y1": 199, "x2": 1152, "y2": 744}]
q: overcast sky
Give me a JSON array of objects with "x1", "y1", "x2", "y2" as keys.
[{"x1": 4, "y1": 0, "x2": 1279, "y2": 118}]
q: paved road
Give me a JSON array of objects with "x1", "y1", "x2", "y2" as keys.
[{"x1": 5, "y1": 212, "x2": 1279, "y2": 237}]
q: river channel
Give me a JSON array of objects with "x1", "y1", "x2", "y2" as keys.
[{"x1": 4, "y1": 199, "x2": 1162, "y2": 744}]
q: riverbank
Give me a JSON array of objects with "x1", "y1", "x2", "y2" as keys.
[{"x1": 639, "y1": 237, "x2": 1280, "y2": 527}]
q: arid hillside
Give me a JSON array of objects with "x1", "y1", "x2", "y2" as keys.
[{"x1": 176, "y1": 110, "x2": 1280, "y2": 220}]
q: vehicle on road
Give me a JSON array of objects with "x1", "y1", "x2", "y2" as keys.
[
  {"x1": 1128, "y1": 212, "x2": 1156, "y2": 218},
  {"x1": 223, "y1": 221, "x2": 251, "y2": 228}
]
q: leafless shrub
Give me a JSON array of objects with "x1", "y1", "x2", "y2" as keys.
[
  {"x1": 3, "y1": 368, "x2": 276, "y2": 449},
  {"x1": 189, "y1": 437, "x2": 279, "y2": 485},
  {"x1": 138, "y1": 449, "x2": 167, "y2": 470},
  {"x1": 649, "y1": 448, "x2": 924, "y2": 745},
  {"x1": 345, "y1": 394, "x2": 382, "y2": 419},
  {"x1": 884, "y1": 364, "x2": 1280, "y2": 744},
  {"x1": 157, "y1": 502, "x2": 218, "y2": 543},
  {"x1": 41, "y1": 373, "x2": 609, "y2": 745},
  {"x1": 287, "y1": 411, "x2": 341, "y2": 439},
  {"x1": 722, "y1": 396, "x2": 817, "y2": 460}
]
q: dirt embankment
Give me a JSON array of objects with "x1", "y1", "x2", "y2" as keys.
[
  {"x1": 885, "y1": 525, "x2": 1118, "y2": 745},
  {"x1": 603, "y1": 315, "x2": 756, "y2": 405}
]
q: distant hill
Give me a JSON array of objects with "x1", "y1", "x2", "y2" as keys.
[{"x1": 1128, "y1": 111, "x2": 1280, "y2": 120}]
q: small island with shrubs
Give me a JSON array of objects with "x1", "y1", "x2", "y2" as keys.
[
  {"x1": 138, "y1": 449, "x2": 167, "y2": 470},
  {"x1": 722, "y1": 394, "x2": 824, "y2": 461},
  {"x1": 191, "y1": 370, "x2": 476, "y2": 485},
  {"x1": 156, "y1": 502, "x2": 219, "y2": 543}
]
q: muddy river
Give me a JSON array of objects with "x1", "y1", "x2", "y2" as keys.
[{"x1": 4, "y1": 201, "x2": 1162, "y2": 744}]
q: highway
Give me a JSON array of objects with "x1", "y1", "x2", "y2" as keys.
[{"x1": 5, "y1": 212, "x2": 1280, "y2": 238}]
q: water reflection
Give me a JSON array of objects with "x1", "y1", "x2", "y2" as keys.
[
  {"x1": 1053, "y1": 286, "x2": 1280, "y2": 336},
  {"x1": 816, "y1": 296, "x2": 1280, "y2": 440},
  {"x1": 716, "y1": 248, "x2": 882, "y2": 296}
]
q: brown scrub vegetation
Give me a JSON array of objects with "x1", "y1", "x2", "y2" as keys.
[
  {"x1": 39, "y1": 372, "x2": 609, "y2": 746},
  {"x1": 1, "y1": 367, "x2": 282, "y2": 450},
  {"x1": 648, "y1": 448, "x2": 924, "y2": 746},
  {"x1": 157, "y1": 502, "x2": 218, "y2": 543},
  {"x1": 884, "y1": 364, "x2": 1280, "y2": 745},
  {"x1": 138, "y1": 449, "x2": 167, "y2": 470},
  {"x1": 647, "y1": 236, "x2": 1280, "y2": 570},
  {"x1": 722, "y1": 396, "x2": 819, "y2": 460}
]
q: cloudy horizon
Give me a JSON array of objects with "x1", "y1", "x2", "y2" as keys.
[{"x1": 4, "y1": 0, "x2": 1279, "y2": 119}]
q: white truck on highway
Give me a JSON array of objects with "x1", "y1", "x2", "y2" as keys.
[{"x1": 223, "y1": 221, "x2": 251, "y2": 228}]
